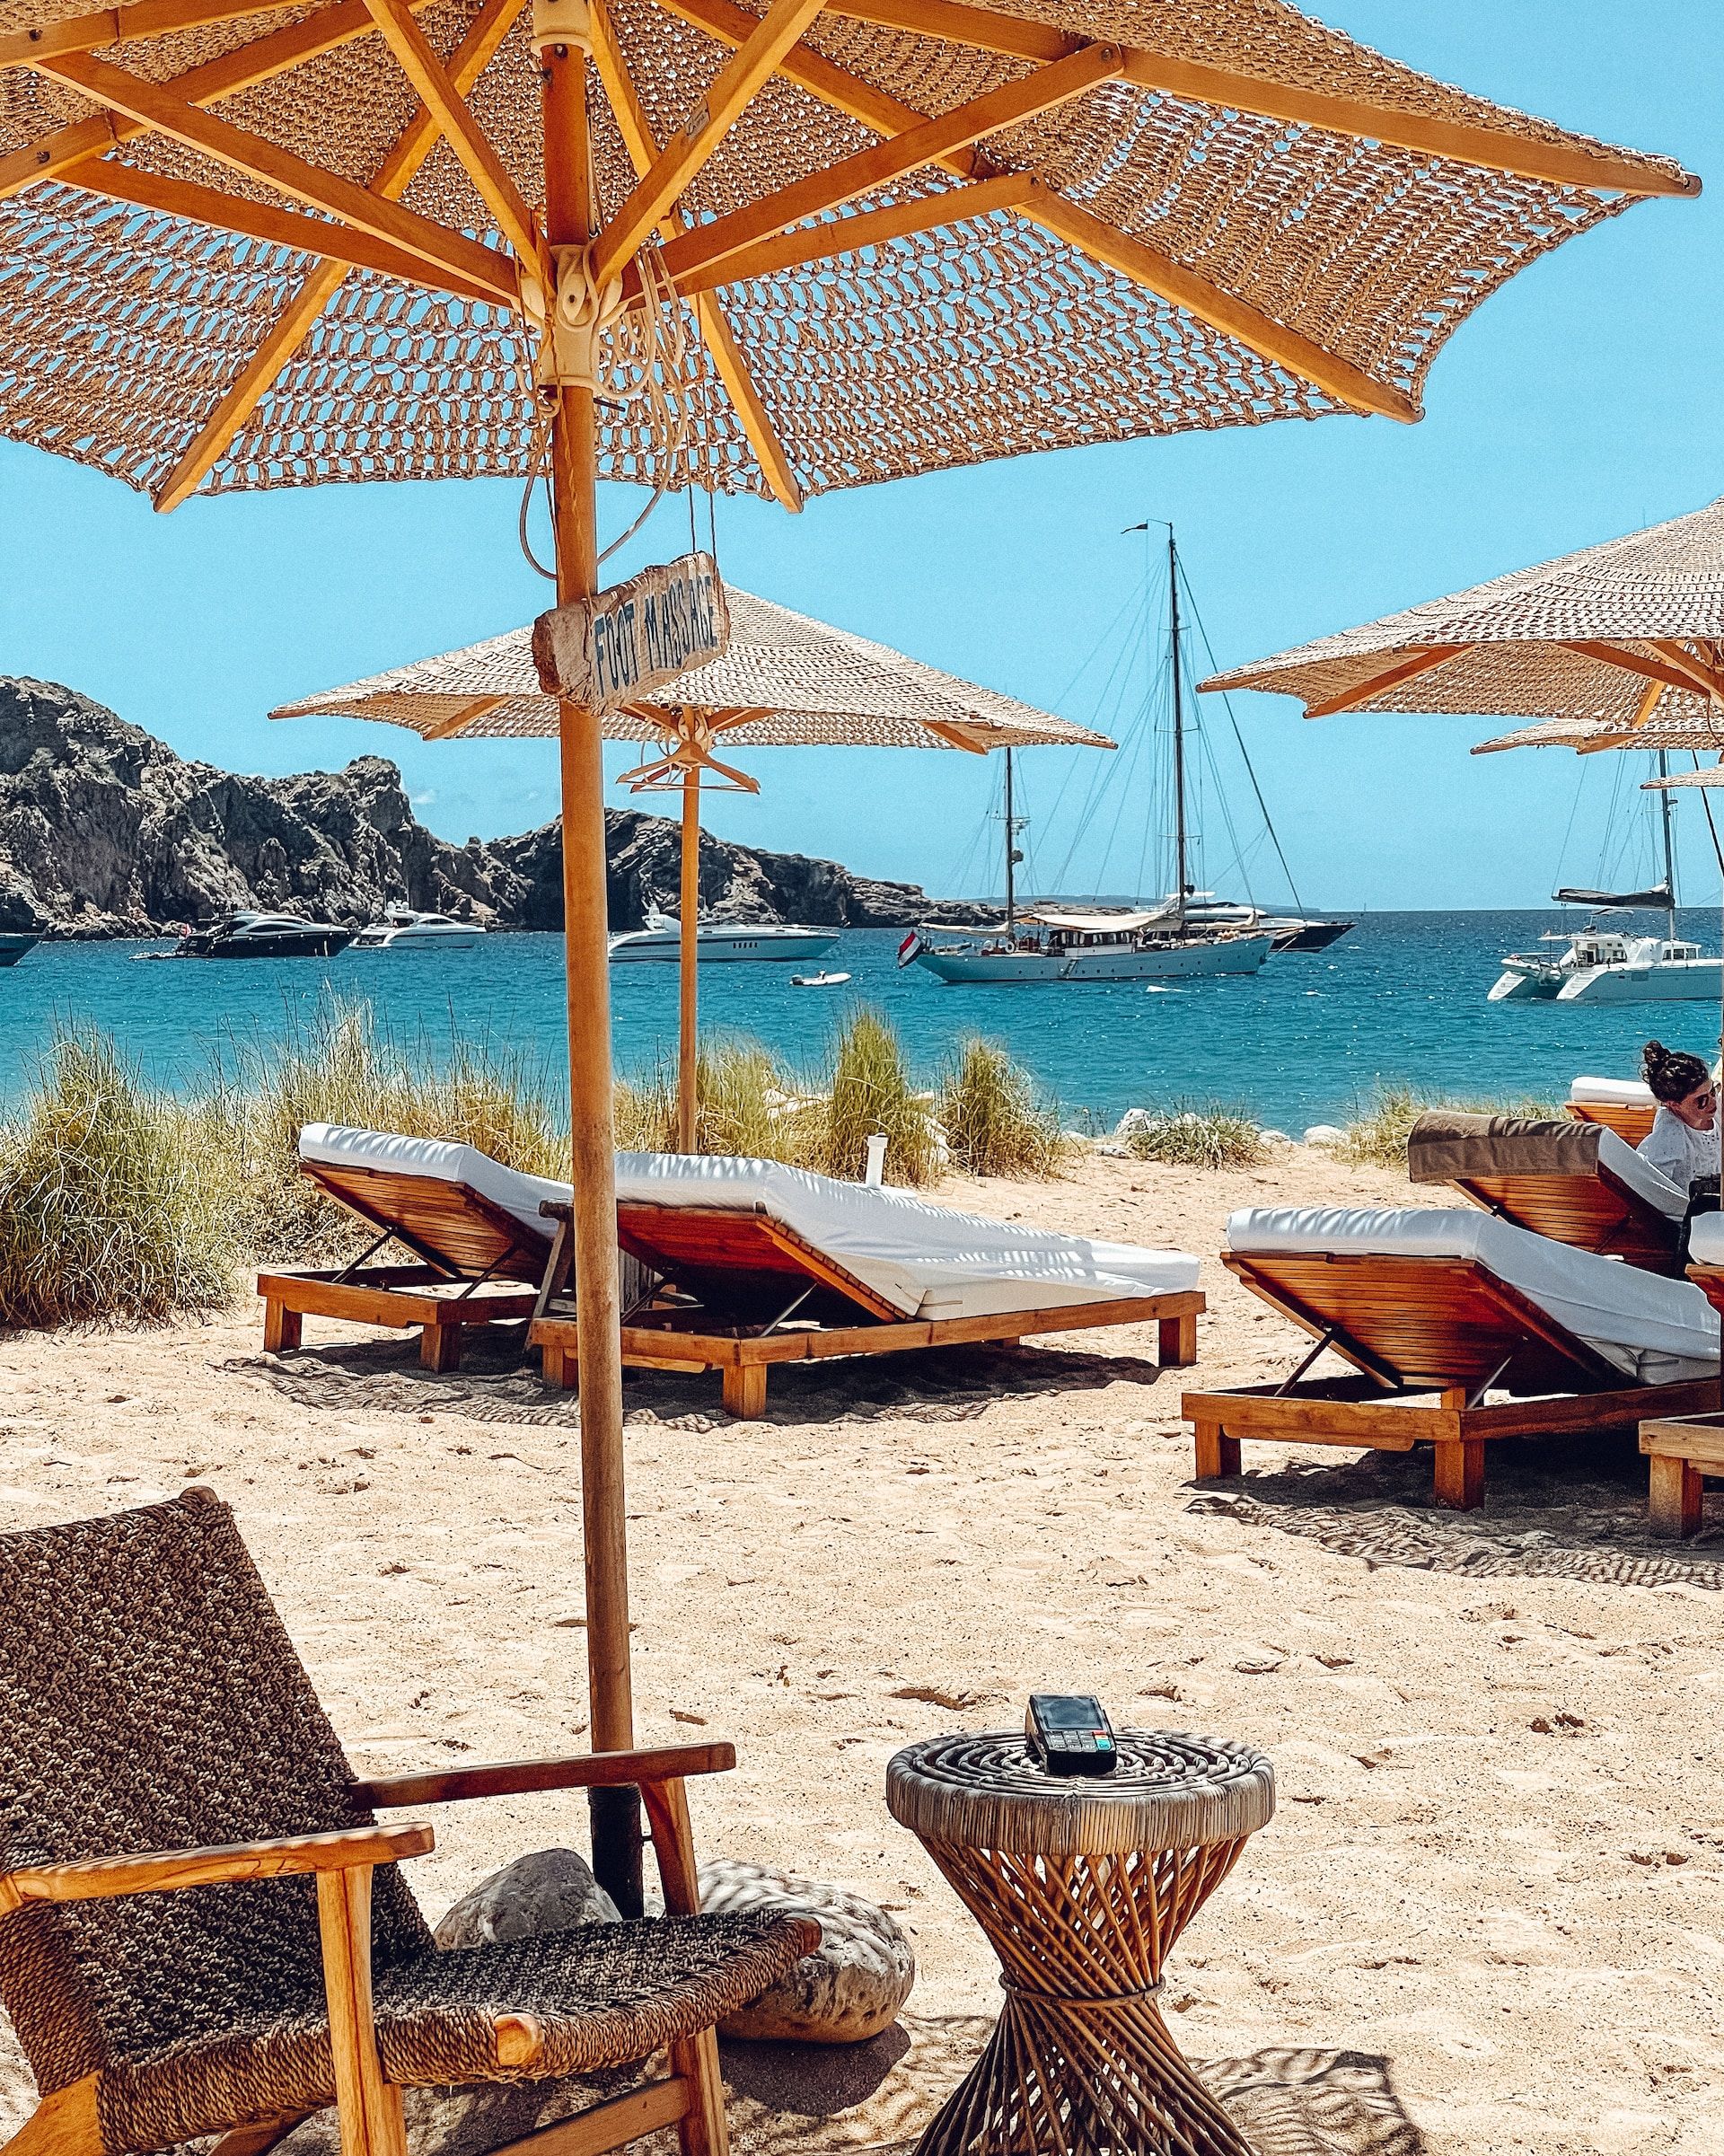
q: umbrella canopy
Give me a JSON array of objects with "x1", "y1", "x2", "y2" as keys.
[
  {"x1": 1474, "y1": 715, "x2": 1724, "y2": 756},
  {"x1": 274, "y1": 584, "x2": 1111, "y2": 1143},
  {"x1": 0, "y1": 0, "x2": 1697, "y2": 509},
  {"x1": 1201, "y1": 494, "x2": 1724, "y2": 727},
  {"x1": 270, "y1": 585, "x2": 1113, "y2": 749}
]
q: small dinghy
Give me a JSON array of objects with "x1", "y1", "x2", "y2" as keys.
[{"x1": 790, "y1": 969, "x2": 852, "y2": 988}]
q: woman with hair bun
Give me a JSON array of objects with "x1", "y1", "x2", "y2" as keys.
[{"x1": 1638, "y1": 1040, "x2": 1720, "y2": 1195}]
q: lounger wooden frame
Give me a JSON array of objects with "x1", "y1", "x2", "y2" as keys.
[
  {"x1": 530, "y1": 1199, "x2": 1202, "y2": 1417},
  {"x1": 1565, "y1": 1099, "x2": 1655, "y2": 1148},
  {"x1": 1639, "y1": 1409, "x2": 1724, "y2": 1538},
  {"x1": 1446, "y1": 1160, "x2": 1682, "y2": 1274},
  {"x1": 1183, "y1": 1250, "x2": 1720, "y2": 1509},
  {"x1": 257, "y1": 1158, "x2": 553, "y2": 1369}
]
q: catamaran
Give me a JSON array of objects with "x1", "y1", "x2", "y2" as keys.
[{"x1": 1491, "y1": 754, "x2": 1722, "y2": 1004}]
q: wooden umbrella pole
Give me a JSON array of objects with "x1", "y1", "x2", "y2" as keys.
[
  {"x1": 541, "y1": 26, "x2": 641, "y2": 1914},
  {"x1": 679, "y1": 760, "x2": 700, "y2": 1150}
]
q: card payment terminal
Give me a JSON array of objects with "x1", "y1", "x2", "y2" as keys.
[{"x1": 1025, "y1": 1693, "x2": 1118, "y2": 1777}]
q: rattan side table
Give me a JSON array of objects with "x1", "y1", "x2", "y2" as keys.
[{"x1": 888, "y1": 1729, "x2": 1274, "y2": 2156}]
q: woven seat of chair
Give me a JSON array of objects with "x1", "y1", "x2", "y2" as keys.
[
  {"x1": 886, "y1": 1730, "x2": 1275, "y2": 1856},
  {"x1": 99, "y1": 1913, "x2": 818, "y2": 2153}
]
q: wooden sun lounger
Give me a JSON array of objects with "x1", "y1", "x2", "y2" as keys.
[
  {"x1": 1565, "y1": 1098, "x2": 1655, "y2": 1147},
  {"x1": 529, "y1": 1199, "x2": 1202, "y2": 1417},
  {"x1": 258, "y1": 1157, "x2": 549, "y2": 1371},
  {"x1": 1183, "y1": 1250, "x2": 1720, "y2": 1509}
]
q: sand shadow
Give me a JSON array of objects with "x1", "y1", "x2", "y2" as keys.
[
  {"x1": 1185, "y1": 1431, "x2": 1724, "y2": 1590},
  {"x1": 721, "y1": 2021, "x2": 1427, "y2": 2156},
  {"x1": 230, "y1": 1331, "x2": 1176, "y2": 1432}
]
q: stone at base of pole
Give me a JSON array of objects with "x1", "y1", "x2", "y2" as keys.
[{"x1": 590, "y1": 1783, "x2": 645, "y2": 1916}]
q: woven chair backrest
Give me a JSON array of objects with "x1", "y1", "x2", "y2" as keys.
[{"x1": 0, "y1": 1491, "x2": 433, "y2": 2093}]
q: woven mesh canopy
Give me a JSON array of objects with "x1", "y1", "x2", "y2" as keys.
[
  {"x1": 1201, "y1": 494, "x2": 1724, "y2": 729},
  {"x1": 270, "y1": 583, "x2": 1114, "y2": 745},
  {"x1": 0, "y1": 0, "x2": 1696, "y2": 506}
]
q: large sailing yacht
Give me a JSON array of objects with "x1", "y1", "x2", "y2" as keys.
[{"x1": 908, "y1": 526, "x2": 1280, "y2": 986}]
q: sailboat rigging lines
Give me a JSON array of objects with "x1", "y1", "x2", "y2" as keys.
[{"x1": 910, "y1": 525, "x2": 1350, "y2": 986}]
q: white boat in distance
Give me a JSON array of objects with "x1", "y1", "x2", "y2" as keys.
[
  {"x1": 1490, "y1": 924, "x2": 1724, "y2": 1004},
  {"x1": 911, "y1": 904, "x2": 1274, "y2": 983},
  {"x1": 608, "y1": 910, "x2": 839, "y2": 964},
  {"x1": 351, "y1": 907, "x2": 487, "y2": 950}
]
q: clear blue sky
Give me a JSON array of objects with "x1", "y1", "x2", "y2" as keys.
[{"x1": 2, "y1": 0, "x2": 1720, "y2": 911}]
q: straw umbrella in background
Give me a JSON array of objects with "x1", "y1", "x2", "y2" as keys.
[
  {"x1": 272, "y1": 587, "x2": 1112, "y2": 1146},
  {"x1": 0, "y1": 0, "x2": 1695, "y2": 1905}
]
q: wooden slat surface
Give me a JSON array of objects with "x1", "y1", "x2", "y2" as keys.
[
  {"x1": 1565, "y1": 1102, "x2": 1657, "y2": 1147},
  {"x1": 303, "y1": 1162, "x2": 550, "y2": 1281},
  {"x1": 616, "y1": 1201, "x2": 905, "y2": 1320},
  {"x1": 1223, "y1": 1251, "x2": 1615, "y2": 1392},
  {"x1": 1454, "y1": 1169, "x2": 1679, "y2": 1273}
]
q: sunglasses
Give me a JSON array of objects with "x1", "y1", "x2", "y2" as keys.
[{"x1": 1688, "y1": 1089, "x2": 1718, "y2": 1109}]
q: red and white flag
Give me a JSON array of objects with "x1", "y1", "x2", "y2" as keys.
[{"x1": 897, "y1": 930, "x2": 923, "y2": 969}]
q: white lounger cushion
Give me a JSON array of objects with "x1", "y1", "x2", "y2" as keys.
[
  {"x1": 1686, "y1": 1211, "x2": 1724, "y2": 1266},
  {"x1": 298, "y1": 1125, "x2": 1200, "y2": 1322},
  {"x1": 1594, "y1": 1127, "x2": 1687, "y2": 1220},
  {"x1": 1569, "y1": 1076, "x2": 1655, "y2": 1109},
  {"x1": 1227, "y1": 1204, "x2": 1719, "y2": 1384},
  {"x1": 299, "y1": 1123, "x2": 569, "y2": 1241},
  {"x1": 611, "y1": 1151, "x2": 1199, "y2": 1320}
]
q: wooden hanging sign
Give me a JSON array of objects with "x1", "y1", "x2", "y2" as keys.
[{"x1": 532, "y1": 550, "x2": 730, "y2": 710}]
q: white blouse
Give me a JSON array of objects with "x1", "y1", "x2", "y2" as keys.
[{"x1": 1638, "y1": 1105, "x2": 1720, "y2": 1198}]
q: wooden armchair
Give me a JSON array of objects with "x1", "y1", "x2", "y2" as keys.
[{"x1": 0, "y1": 1492, "x2": 816, "y2": 2156}]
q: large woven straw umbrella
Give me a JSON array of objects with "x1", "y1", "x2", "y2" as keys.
[
  {"x1": 1199, "y1": 495, "x2": 1724, "y2": 729},
  {"x1": 271, "y1": 586, "x2": 1111, "y2": 1145},
  {"x1": 0, "y1": 0, "x2": 1693, "y2": 1906}
]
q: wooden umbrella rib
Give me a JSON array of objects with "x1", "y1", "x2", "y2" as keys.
[
  {"x1": 56, "y1": 155, "x2": 509, "y2": 304},
  {"x1": 1560, "y1": 640, "x2": 1724, "y2": 702},
  {"x1": 653, "y1": 0, "x2": 988, "y2": 179},
  {"x1": 1299, "y1": 643, "x2": 1466, "y2": 715},
  {"x1": 34, "y1": 51, "x2": 517, "y2": 301},
  {"x1": 1645, "y1": 640, "x2": 1724, "y2": 701},
  {"x1": 0, "y1": 0, "x2": 439, "y2": 199},
  {"x1": 590, "y1": 0, "x2": 829, "y2": 287},
  {"x1": 358, "y1": 0, "x2": 541, "y2": 268},
  {"x1": 817, "y1": 0, "x2": 1696, "y2": 198},
  {"x1": 672, "y1": 172, "x2": 1035, "y2": 292},
  {"x1": 649, "y1": 0, "x2": 1421, "y2": 419},
  {"x1": 0, "y1": 0, "x2": 317, "y2": 70},
  {"x1": 658, "y1": 43, "x2": 1123, "y2": 287},
  {"x1": 589, "y1": 0, "x2": 804, "y2": 510},
  {"x1": 1018, "y1": 188, "x2": 1419, "y2": 423},
  {"x1": 152, "y1": 0, "x2": 525, "y2": 513}
]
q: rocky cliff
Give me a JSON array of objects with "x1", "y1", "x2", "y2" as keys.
[{"x1": 0, "y1": 678, "x2": 986, "y2": 937}]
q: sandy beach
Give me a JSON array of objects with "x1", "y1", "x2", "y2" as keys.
[{"x1": 2, "y1": 1145, "x2": 1719, "y2": 2156}]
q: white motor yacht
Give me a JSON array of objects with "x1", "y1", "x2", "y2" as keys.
[
  {"x1": 350, "y1": 907, "x2": 486, "y2": 951},
  {"x1": 608, "y1": 910, "x2": 839, "y2": 964}
]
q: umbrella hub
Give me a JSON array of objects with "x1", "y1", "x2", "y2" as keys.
[
  {"x1": 523, "y1": 245, "x2": 629, "y2": 395},
  {"x1": 620, "y1": 709, "x2": 760, "y2": 796},
  {"x1": 528, "y1": 0, "x2": 594, "y2": 55}
]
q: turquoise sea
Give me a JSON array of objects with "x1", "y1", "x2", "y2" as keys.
[{"x1": 4, "y1": 911, "x2": 1720, "y2": 1132}]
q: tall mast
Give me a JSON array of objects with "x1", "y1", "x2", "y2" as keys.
[
  {"x1": 1658, "y1": 747, "x2": 1678, "y2": 946},
  {"x1": 1169, "y1": 525, "x2": 1188, "y2": 930},
  {"x1": 1004, "y1": 747, "x2": 1016, "y2": 929}
]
